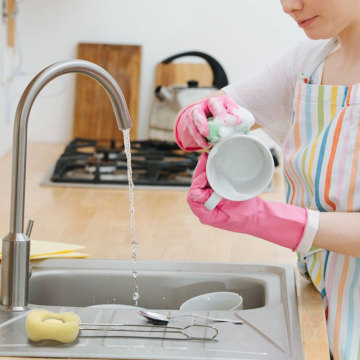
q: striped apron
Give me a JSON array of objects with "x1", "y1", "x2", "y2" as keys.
[{"x1": 283, "y1": 40, "x2": 360, "y2": 360}]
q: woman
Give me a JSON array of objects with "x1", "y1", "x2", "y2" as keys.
[{"x1": 174, "y1": 0, "x2": 360, "y2": 359}]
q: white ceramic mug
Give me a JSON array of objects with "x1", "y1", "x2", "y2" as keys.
[{"x1": 204, "y1": 133, "x2": 274, "y2": 211}]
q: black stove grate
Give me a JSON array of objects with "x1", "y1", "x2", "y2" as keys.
[{"x1": 51, "y1": 138, "x2": 200, "y2": 187}]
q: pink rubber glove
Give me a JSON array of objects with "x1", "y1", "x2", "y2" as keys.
[
  {"x1": 174, "y1": 95, "x2": 254, "y2": 151},
  {"x1": 187, "y1": 153, "x2": 310, "y2": 251}
]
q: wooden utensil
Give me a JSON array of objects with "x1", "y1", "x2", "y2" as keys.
[{"x1": 155, "y1": 61, "x2": 213, "y2": 88}]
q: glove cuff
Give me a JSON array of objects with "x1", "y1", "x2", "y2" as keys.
[{"x1": 295, "y1": 209, "x2": 319, "y2": 254}]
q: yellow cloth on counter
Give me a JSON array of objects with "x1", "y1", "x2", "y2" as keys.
[
  {"x1": 0, "y1": 239, "x2": 89, "y2": 260},
  {"x1": 30, "y1": 251, "x2": 89, "y2": 260}
]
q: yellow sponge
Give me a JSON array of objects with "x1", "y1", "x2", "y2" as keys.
[{"x1": 26, "y1": 309, "x2": 81, "y2": 343}]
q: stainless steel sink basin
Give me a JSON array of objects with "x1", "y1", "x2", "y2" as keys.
[
  {"x1": 29, "y1": 259, "x2": 270, "y2": 309},
  {"x1": 0, "y1": 259, "x2": 304, "y2": 359}
]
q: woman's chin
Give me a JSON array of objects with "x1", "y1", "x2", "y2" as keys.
[{"x1": 302, "y1": 28, "x2": 335, "y2": 40}]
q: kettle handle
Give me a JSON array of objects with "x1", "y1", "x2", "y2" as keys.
[{"x1": 161, "y1": 51, "x2": 229, "y2": 89}]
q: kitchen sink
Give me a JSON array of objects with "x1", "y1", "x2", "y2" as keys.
[
  {"x1": 29, "y1": 259, "x2": 269, "y2": 309},
  {"x1": 0, "y1": 259, "x2": 304, "y2": 359}
]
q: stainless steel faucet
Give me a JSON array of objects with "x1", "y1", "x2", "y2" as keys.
[{"x1": 0, "y1": 60, "x2": 132, "y2": 311}]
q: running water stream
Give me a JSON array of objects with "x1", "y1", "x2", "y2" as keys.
[{"x1": 123, "y1": 129, "x2": 139, "y2": 306}]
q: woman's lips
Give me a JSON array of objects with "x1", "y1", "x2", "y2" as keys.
[{"x1": 297, "y1": 16, "x2": 317, "y2": 28}]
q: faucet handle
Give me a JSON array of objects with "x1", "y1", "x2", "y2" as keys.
[{"x1": 25, "y1": 219, "x2": 34, "y2": 238}]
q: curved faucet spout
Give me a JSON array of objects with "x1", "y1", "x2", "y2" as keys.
[
  {"x1": 1, "y1": 60, "x2": 132, "y2": 310},
  {"x1": 12, "y1": 60, "x2": 132, "y2": 234}
]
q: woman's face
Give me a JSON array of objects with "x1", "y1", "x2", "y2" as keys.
[{"x1": 280, "y1": 0, "x2": 360, "y2": 39}]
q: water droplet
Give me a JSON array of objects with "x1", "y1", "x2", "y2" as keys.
[{"x1": 133, "y1": 292, "x2": 139, "y2": 301}]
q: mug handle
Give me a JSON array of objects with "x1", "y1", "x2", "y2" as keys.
[{"x1": 204, "y1": 192, "x2": 223, "y2": 211}]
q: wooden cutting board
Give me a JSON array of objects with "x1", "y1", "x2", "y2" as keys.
[{"x1": 73, "y1": 43, "x2": 141, "y2": 142}]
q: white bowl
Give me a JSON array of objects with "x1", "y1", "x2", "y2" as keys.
[{"x1": 180, "y1": 292, "x2": 243, "y2": 311}]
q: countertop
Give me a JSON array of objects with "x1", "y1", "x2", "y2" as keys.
[{"x1": 0, "y1": 142, "x2": 330, "y2": 360}]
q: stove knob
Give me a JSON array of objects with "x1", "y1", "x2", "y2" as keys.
[
  {"x1": 103, "y1": 147, "x2": 109, "y2": 162},
  {"x1": 110, "y1": 137, "x2": 116, "y2": 150}
]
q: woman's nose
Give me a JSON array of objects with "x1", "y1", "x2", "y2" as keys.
[{"x1": 280, "y1": 0, "x2": 303, "y2": 14}]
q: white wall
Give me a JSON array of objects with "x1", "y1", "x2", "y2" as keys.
[{"x1": 0, "y1": 0, "x2": 306, "y2": 156}]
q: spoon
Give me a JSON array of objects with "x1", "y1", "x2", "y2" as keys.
[{"x1": 138, "y1": 310, "x2": 243, "y2": 325}]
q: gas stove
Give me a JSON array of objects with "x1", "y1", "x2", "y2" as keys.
[{"x1": 42, "y1": 138, "x2": 200, "y2": 189}]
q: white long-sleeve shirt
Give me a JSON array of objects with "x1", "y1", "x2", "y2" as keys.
[{"x1": 223, "y1": 38, "x2": 328, "y2": 146}]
